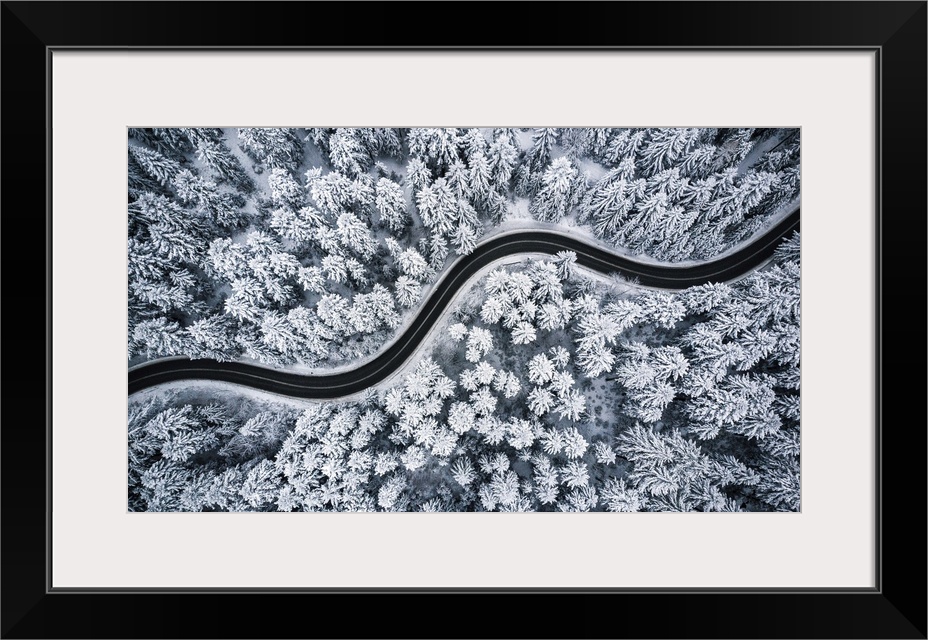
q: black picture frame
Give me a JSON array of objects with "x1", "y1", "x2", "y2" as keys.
[{"x1": 3, "y1": 2, "x2": 924, "y2": 638}]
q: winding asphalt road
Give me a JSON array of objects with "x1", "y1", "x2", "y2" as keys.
[{"x1": 129, "y1": 208, "x2": 799, "y2": 398}]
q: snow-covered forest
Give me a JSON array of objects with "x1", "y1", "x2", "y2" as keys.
[{"x1": 128, "y1": 127, "x2": 800, "y2": 512}]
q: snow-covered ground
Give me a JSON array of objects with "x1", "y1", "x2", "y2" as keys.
[{"x1": 129, "y1": 377, "x2": 329, "y2": 410}]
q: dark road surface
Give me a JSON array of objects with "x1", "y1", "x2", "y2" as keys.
[{"x1": 129, "y1": 208, "x2": 799, "y2": 398}]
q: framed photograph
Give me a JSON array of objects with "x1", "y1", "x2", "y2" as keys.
[{"x1": 4, "y1": 2, "x2": 924, "y2": 638}]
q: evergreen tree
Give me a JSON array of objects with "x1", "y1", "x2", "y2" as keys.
[
  {"x1": 407, "y1": 127, "x2": 462, "y2": 172},
  {"x1": 397, "y1": 247, "x2": 429, "y2": 281},
  {"x1": 487, "y1": 134, "x2": 519, "y2": 187},
  {"x1": 132, "y1": 317, "x2": 189, "y2": 358},
  {"x1": 186, "y1": 314, "x2": 240, "y2": 361},
  {"x1": 530, "y1": 157, "x2": 582, "y2": 222},
  {"x1": 240, "y1": 459, "x2": 283, "y2": 509},
  {"x1": 527, "y1": 127, "x2": 559, "y2": 173},
  {"x1": 601, "y1": 478, "x2": 645, "y2": 512},
  {"x1": 129, "y1": 145, "x2": 180, "y2": 186},
  {"x1": 268, "y1": 167, "x2": 305, "y2": 209},
  {"x1": 195, "y1": 138, "x2": 251, "y2": 188},
  {"x1": 336, "y1": 212, "x2": 377, "y2": 258},
  {"x1": 637, "y1": 128, "x2": 700, "y2": 176},
  {"x1": 602, "y1": 129, "x2": 648, "y2": 167},
  {"x1": 374, "y1": 178, "x2": 409, "y2": 232},
  {"x1": 450, "y1": 457, "x2": 477, "y2": 488},
  {"x1": 468, "y1": 150, "x2": 492, "y2": 203},
  {"x1": 327, "y1": 128, "x2": 373, "y2": 177},
  {"x1": 461, "y1": 128, "x2": 488, "y2": 159},
  {"x1": 237, "y1": 127, "x2": 304, "y2": 171},
  {"x1": 512, "y1": 321, "x2": 537, "y2": 345},
  {"x1": 451, "y1": 222, "x2": 479, "y2": 256},
  {"x1": 415, "y1": 177, "x2": 458, "y2": 235},
  {"x1": 394, "y1": 276, "x2": 422, "y2": 308}
]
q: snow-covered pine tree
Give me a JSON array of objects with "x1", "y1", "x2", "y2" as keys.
[
  {"x1": 530, "y1": 157, "x2": 582, "y2": 222},
  {"x1": 327, "y1": 128, "x2": 374, "y2": 177},
  {"x1": 468, "y1": 150, "x2": 492, "y2": 204},
  {"x1": 527, "y1": 127, "x2": 559, "y2": 173},
  {"x1": 374, "y1": 177, "x2": 409, "y2": 233},
  {"x1": 267, "y1": 167, "x2": 305, "y2": 210},
  {"x1": 394, "y1": 275, "x2": 422, "y2": 308},
  {"x1": 132, "y1": 317, "x2": 190, "y2": 358},
  {"x1": 487, "y1": 133, "x2": 519, "y2": 188},
  {"x1": 407, "y1": 127, "x2": 462, "y2": 173},
  {"x1": 129, "y1": 145, "x2": 180, "y2": 186},
  {"x1": 636, "y1": 128, "x2": 701, "y2": 176},
  {"x1": 415, "y1": 177, "x2": 458, "y2": 236},
  {"x1": 336, "y1": 212, "x2": 377, "y2": 258},
  {"x1": 195, "y1": 138, "x2": 251, "y2": 188},
  {"x1": 397, "y1": 246, "x2": 429, "y2": 282},
  {"x1": 237, "y1": 127, "x2": 304, "y2": 171}
]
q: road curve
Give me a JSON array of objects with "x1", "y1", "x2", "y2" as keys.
[{"x1": 129, "y1": 208, "x2": 799, "y2": 398}]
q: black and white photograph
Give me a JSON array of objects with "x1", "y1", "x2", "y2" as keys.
[
  {"x1": 13, "y1": 0, "x2": 918, "y2": 633},
  {"x1": 127, "y1": 127, "x2": 801, "y2": 513}
]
